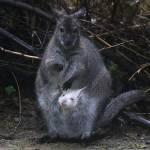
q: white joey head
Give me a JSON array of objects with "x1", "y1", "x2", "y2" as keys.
[{"x1": 58, "y1": 87, "x2": 86, "y2": 111}]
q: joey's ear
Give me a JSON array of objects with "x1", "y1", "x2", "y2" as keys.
[
  {"x1": 80, "y1": 86, "x2": 86, "y2": 92},
  {"x1": 71, "y1": 8, "x2": 86, "y2": 18},
  {"x1": 77, "y1": 87, "x2": 86, "y2": 97}
]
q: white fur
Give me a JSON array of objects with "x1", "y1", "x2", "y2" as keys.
[{"x1": 58, "y1": 87, "x2": 86, "y2": 110}]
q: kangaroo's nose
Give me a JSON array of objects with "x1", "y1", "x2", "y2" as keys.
[{"x1": 65, "y1": 40, "x2": 72, "y2": 47}]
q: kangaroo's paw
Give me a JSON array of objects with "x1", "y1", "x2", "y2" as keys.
[{"x1": 81, "y1": 131, "x2": 91, "y2": 139}]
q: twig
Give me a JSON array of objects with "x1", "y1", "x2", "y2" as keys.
[
  {"x1": 105, "y1": 25, "x2": 150, "y2": 61},
  {"x1": 0, "y1": 27, "x2": 40, "y2": 54},
  {"x1": 98, "y1": 24, "x2": 147, "y2": 36},
  {"x1": 117, "y1": 51, "x2": 150, "y2": 79},
  {"x1": 117, "y1": 50, "x2": 137, "y2": 65},
  {"x1": 136, "y1": 113, "x2": 150, "y2": 115},
  {"x1": 145, "y1": 88, "x2": 150, "y2": 94},
  {"x1": 8, "y1": 72, "x2": 22, "y2": 137},
  {"x1": 121, "y1": 45, "x2": 150, "y2": 61},
  {"x1": 0, "y1": 47, "x2": 41, "y2": 60},
  {"x1": 81, "y1": 26, "x2": 112, "y2": 47},
  {"x1": 129, "y1": 63, "x2": 150, "y2": 81},
  {"x1": 98, "y1": 40, "x2": 133, "y2": 52},
  {"x1": 0, "y1": 72, "x2": 22, "y2": 139},
  {"x1": 32, "y1": 31, "x2": 42, "y2": 46}
]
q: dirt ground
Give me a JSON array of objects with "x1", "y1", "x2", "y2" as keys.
[{"x1": 0, "y1": 96, "x2": 150, "y2": 150}]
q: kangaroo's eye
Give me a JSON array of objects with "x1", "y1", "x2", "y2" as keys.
[{"x1": 60, "y1": 27, "x2": 64, "y2": 33}]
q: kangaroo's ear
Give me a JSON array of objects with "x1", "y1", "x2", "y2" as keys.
[
  {"x1": 52, "y1": 9, "x2": 66, "y2": 19},
  {"x1": 71, "y1": 8, "x2": 86, "y2": 18},
  {"x1": 49, "y1": 5, "x2": 67, "y2": 21}
]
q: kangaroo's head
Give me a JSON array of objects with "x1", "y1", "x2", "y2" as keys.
[{"x1": 53, "y1": 8, "x2": 86, "y2": 52}]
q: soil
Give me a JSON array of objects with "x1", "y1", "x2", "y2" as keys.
[{"x1": 0, "y1": 96, "x2": 150, "y2": 150}]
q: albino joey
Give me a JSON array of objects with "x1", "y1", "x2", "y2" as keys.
[{"x1": 58, "y1": 87, "x2": 86, "y2": 111}]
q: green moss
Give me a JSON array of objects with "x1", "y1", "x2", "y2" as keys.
[{"x1": 4, "y1": 85, "x2": 16, "y2": 96}]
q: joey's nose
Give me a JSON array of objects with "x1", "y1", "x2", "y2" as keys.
[
  {"x1": 59, "y1": 100, "x2": 66, "y2": 107},
  {"x1": 61, "y1": 100, "x2": 67, "y2": 107}
]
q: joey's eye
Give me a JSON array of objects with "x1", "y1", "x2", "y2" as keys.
[
  {"x1": 60, "y1": 27, "x2": 64, "y2": 33},
  {"x1": 70, "y1": 98, "x2": 74, "y2": 101},
  {"x1": 73, "y1": 28, "x2": 78, "y2": 33}
]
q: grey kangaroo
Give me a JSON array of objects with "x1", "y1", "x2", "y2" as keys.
[{"x1": 35, "y1": 8, "x2": 148, "y2": 139}]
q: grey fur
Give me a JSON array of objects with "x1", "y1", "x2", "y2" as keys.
[{"x1": 35, "y1": 8, "x2": 147, "y2": 139}]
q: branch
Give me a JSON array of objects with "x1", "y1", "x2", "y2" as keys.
[
  {"x1": 98, "y1": 40, "x2": 133, "y2": 52},
  {"x1": 0, "y1": 0, "x2": 53, "y2": 21},
  {"x1": 81, "y1": 26, "x2": 112, "y2": 47},
  {"x1": 129, "y1": 63, "x2": 150, "y2": 81},
  {"x1": 0, "y1": 27, "x2": 41, "y2": 55},
  {"x1": 0, "y1": 47, "x2": 41, "y2": 60}
]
